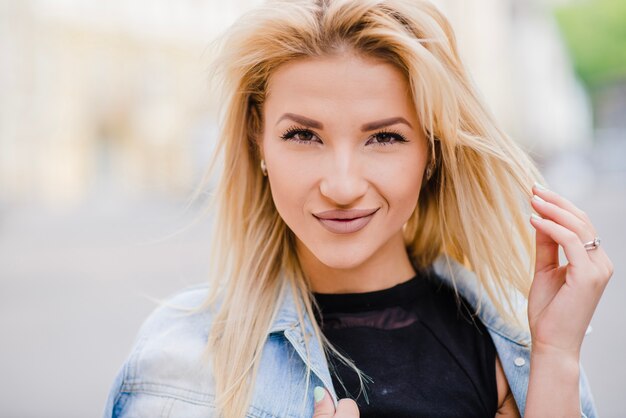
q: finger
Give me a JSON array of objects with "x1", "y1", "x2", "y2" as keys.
[
  {"x1": 531, "y1": 194, "x2": 596, "y2": 243},
  {"x1": 530, "y1": 214, "x2": 590, "y2": 271},
  {"x1": 531, "y1": 186, "x2": 611, "y2": 265},
  {"x1": 336, "y1": 398, "x2": 360, "y2": 417},
  {"x1": 531, "y1": 213, "x2": 559, "y2": 272},
  {"x1": 313, "y1": 387, "x2": 336, "y2": 418},
  {"x1": 532, "y1": 183, "x2": 590, "y2": 225}
]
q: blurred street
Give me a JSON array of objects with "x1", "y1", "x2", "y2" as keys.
[
  {"x1": 1, "y1": 141, "x2": 624, "y2": 417},
  {"x1": 0, "y1": 198, "x2": 214, "y2": 417}
]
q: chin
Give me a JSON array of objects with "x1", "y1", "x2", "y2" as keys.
[{"x1": 310, "y1": 246, "x2": 371, "y2": 271}]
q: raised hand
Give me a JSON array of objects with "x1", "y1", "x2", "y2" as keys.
[
  {"x1": 528, "y1": 182, "x2": 613, "y2": 356},
  {"x1": 524, "y1": 183, "x2": 613, "y2": 416},
  {"x1": 313, "y1": 387, "x2": 360, "y2": 418}
]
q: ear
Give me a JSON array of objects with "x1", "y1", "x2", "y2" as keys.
[
  {"x1": 248, "y1": 96, "x2": 264, "y2": 138},
  {"x1": 253, "y1": 132, "x2": 265, "y2": 172},
  {"x1": 255, "y1": 133, "x2": 264, "y2": 160}
]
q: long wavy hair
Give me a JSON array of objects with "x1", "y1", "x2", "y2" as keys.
[{"x1": 192, "y1": 0, "x2": 544, "y2": 416}]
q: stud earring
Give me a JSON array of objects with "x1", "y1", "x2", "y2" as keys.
[
  {"x1": 425, "y1": 162, "x2": 434, "y2": 181},
  {"x1": 260, "y1": 159, "x2": 267, "y2": 176}
]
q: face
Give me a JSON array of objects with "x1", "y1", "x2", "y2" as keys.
[{"x1": 261, "y1": 53, "x2": 428, "y2": 274}]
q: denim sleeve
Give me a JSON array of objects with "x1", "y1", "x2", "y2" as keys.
[
  {"x1": 101, "y1": 284, "x2": 214, "y2": 418},
  {"x1": 579, "y1": 362, "x2": 599, "y2": 418},
  {"x1": 102, "y1": 362, "x2": 128, "y2": 418}
]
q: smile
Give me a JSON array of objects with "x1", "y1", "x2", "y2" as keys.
[{"x1": 313, "y1": 208, "x2": 379, "y2": 234}]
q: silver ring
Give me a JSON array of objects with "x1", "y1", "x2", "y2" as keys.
[{"x1": 583, "y1": 237, "x2": 601, "y2": 251}]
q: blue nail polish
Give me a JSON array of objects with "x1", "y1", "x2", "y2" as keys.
[{"x1": 314, "y1": 386, "x2": 325, "y2": 403}]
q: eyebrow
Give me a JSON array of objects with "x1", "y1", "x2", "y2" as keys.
[{"x1": 275, "y1": 113, "x2": 413, "y2": 131}]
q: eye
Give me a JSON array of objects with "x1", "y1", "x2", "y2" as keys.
[
  {"x1": 367, "y1": 130, "x2": 408, "y2": 146},
  {"x1": 280, "y1": 126, "x2": 321, "y2": 144}
]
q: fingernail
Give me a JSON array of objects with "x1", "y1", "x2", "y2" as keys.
[
  {"x1": 534, "y1": 182, "x2": 548, "y2": 191},
  {"x1": 314, "y1": 386, "x2": 325, "y2": 403},
  {"x1": 532, "y1": 194, "x2": 545, "y2": 203},
  {"x1": 531, "y1": 213, "x2": 542, "y2": 222}
]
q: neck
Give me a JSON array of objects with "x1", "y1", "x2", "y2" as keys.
[{"x1": 297, "y1": 232, "x2": 417, "y2": 294}]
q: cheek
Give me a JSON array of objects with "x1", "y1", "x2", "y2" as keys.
[
  {"x1": 385, "y1": 176, "x2": 422, "y2": 220},
  {"x1": 269, "y1": 174, "x2": 305, "y2": 217},
  {"x1": 264, "y1": 150, "x2": 313, "y2": 223},
  {"x1": 375, "y1": 153, "x2": 426, "y2": 215}
]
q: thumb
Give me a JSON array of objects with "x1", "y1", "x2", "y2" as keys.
[{"x1": 312, "y1": 386, "x2": 335, "y2": 417}]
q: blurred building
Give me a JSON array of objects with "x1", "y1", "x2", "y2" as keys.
[
  {"x1": 434, "y1": 0, "x2": 592, "y2": 157},
  {"x1": 0, "y1": 0, "x2": 261, "y2": 208},
  {"x1": 0, "y1": 0, "x2": 591, "y2": 207}
]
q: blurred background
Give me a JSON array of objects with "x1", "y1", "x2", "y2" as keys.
[{"x1": 0, "y1": 0, "x2": 624, "y2": 416}]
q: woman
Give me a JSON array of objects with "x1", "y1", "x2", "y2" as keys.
[{"x1": 104, "y1": 0, "x2": 612, "y2": 417}]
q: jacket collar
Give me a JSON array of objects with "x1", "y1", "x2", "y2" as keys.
[
  {"x1": 268, "y1": 253, "x2": 531, "y2": 346},
  {"x1": 266, "y1": 254, "x2": 531, "y2": 407},
  {"x1": 430, "y1": 254, "x2": 531, "y2": 347},
  {"x1": 268, "y1": 273, "x2": 339, "y2": 403}
]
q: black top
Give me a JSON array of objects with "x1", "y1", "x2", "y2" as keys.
[{"x1": 312, "y1": 268, "x2": 498, "y2": 417}]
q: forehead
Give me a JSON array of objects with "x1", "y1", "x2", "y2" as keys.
[{"x1": 264, "y1": 53, "x2": 414, "y2": 118}]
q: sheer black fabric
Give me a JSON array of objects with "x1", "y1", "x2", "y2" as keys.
[{"x1": 312, "y1": 269, "x2": 498, "y2": 418}]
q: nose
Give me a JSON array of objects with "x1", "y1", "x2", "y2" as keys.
[{"x1": 319, "y1": 148, "x2": 368, "y2": 206}]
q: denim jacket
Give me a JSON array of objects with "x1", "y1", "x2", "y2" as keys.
[{"x1": 103, "y1": 254, "x2": 598, "y2": 417}]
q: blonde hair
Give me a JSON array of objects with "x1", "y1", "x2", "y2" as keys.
[{"x1": 193, "y1": 0, "x2": 544, "y2": 416}]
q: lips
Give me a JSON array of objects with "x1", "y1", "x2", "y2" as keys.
[
  {"x1": 313, "y1": 208, "x2": 379, "y2": 234},
  {"x1": 313, "y1": 208, "x2": 379, "y2": 220}
]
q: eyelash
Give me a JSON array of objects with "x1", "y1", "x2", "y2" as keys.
[{"x1": 279, "y1": 125, "x2": 408, "y2": 146}]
